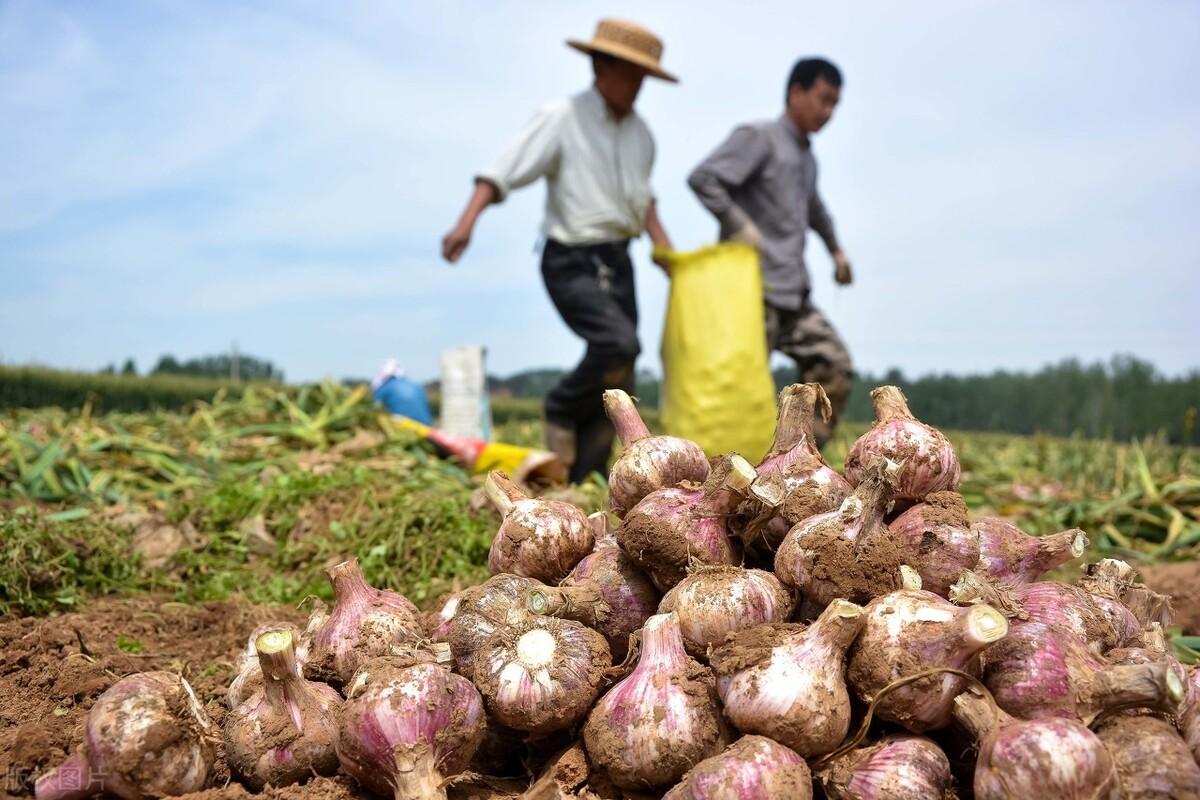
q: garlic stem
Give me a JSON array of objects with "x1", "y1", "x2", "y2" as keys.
[
  {"x1": 603, "y1": 390, "x2": 651, "y2": 445},
  {"x1": 870, "y1": 385, "x2": 914, "y2": 422},
  {"x1": 484, "y1": 471, "x2": 525, "y2": 517}
]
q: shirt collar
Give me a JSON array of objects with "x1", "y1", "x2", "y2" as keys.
[
  {"x1": 586, "y1": 85, "x2": 630, "y2": 124},
  {"x1": 779, "y1": 113, "x2": 810, "y2": 147}
]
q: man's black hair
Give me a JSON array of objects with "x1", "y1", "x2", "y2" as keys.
[
  {"x1": 785, "y1": 58, "x2": 842, "y2": 104},
  {"x1": 591, "y1": 52, "x2": 617, "y2": 69}
]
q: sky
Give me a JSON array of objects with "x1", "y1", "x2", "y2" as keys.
[{"x1": 2, "y1": 1, "x2": 1198, "y2": 383}]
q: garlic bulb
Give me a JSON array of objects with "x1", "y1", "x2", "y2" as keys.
[
  {"x1": 473, "y1": 612, "x2": 610, "y2": 734},
  {"x1": 583, "y1": 612, "x2": 728, "y2": 789}
]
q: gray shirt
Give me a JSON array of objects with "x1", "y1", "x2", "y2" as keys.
[{"x1": 688, "y1": 115, "x2": 840, "y2": 310}]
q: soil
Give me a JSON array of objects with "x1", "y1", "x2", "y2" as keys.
[
  {"x1": 0, "y1": 594, "x2": 307, "y2": 798},
  {"x1": 1139, "y1": 561, "x2": 1200, "y2": 634}
]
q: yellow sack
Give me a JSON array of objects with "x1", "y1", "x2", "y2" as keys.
[{"x1": 659, "y1": 242, "x2": 776, "y2": 463}]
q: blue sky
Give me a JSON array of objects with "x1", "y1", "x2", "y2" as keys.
[{"x1": 2, "y1": 1, "x2": 1198, "y2": 383}]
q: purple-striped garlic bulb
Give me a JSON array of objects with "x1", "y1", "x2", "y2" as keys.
[
  {"x1": 35, "y1": 672, "x2": 213, "y2": 800},
  {"x1": 954, "y1": 686, "x2": 1119, "y2": 800},
  {"x1": 447, "y1": 573, "x2": 607, "y2": 679},
  {"x1": 617, "y1": 454, "x2": 753, "y2": 591},
  {"x1": 561, "y1": 512, "x2": 659, "y2": 661},
  {"x1": 339, "y1": 659, "x2": 486, "y2": 800},
  {"x1": 659, "y1": 566, "x2": 793, "y2": 659},
  {"x1": 738, "y1": 383, "x2": 851, "y2": 553},
  {"x1": 604, "y1": 389, "x2": 710, "y2": 518},
  {"x1": 662, "y1": 736, "x2": 812, "y2": 800},
  {"x1": 889, "y1": 491, "x2": 977, "y2": 596},
  {"x1": 473, "y1": 612, "x2": 610, "y2": 734},
  {"x1": 951, "y1": 573, "x2": 1137, "y2": 653},
  {"x1": 844, "y1": 385, "x2": 960, "y2": 500},
  {"x1": 303, "y1": 558, "x2": 421, "y2": 686},
  {"x1": 775, "y1": 457, "x2": 909, "y2": 607},
  {"x1": 583, "y1": 612, "x2": 727, "y2": 789},
  {"x1": 485, "y1": 471, "x2": 593, "y2": 583},
  {"x1": 847, "y1": 589, "x2": 1008, "y2": 732},
  {"x1": 818, "y1": 735, "x2": 955, "y2": 800},
  {"x1": 972, "y1": 518, "x2": 1087, "y2": 585},
  {"x1": 224, "y1": 628, "x2": 341, "y2": 789},
  {"x1": 979, "y1": 622, "x2": 1183, "y2": 724},
  {"x1": 711, "y1": 600, "x2": 864, "y2": 757}
]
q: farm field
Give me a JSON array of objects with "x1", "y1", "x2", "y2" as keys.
[{"x1": 1, "y1": 382, "x2": 1198, "y2": 798}]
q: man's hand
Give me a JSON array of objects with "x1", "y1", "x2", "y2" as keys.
[
  {"x1": 651, "y1": 244, "x2": 672, "y2": 273},
  {"x1": 441, "y1": 222, "x2": 473, "y2": 264},
  {"x1": 833, "y1": 250, "x2": 853, "y2": 285},
  {"x1": 728, "y1": 219, "x2": 764, "y2": 250}
]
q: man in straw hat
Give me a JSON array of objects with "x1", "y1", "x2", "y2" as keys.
[
  {"x1": 688, "y1": 58, "x2": 854, "y2": 446},
  {"x1": 442, "y1": 19, "x2": 676, "y2": 483}
]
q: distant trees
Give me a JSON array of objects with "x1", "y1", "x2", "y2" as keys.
[
  {"x1": 149, "y1": 353, "x2": 284, "y2": 382},
  {"x1": 827, "y1": 355, "x2": 1198, "y2": 445}
]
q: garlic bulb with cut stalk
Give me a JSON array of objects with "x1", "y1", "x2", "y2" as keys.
[{"x1": 473, "y1": 612, "x2": 610, "y2": 734}]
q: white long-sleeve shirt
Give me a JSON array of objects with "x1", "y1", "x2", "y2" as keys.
[{"x1": 476, "y1": 87, "x2": 656, "y2": 246}]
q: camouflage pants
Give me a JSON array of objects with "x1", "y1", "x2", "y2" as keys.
[{"x1": 765, "y1": 299, "x2": 853, "y2": 446}]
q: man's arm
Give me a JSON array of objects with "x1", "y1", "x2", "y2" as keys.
[
  {"x1": 643, "y1": 199, "x2": 672, "y2": 270},
  {"x1": 442, "y1": 181, "x2": 498, "y2": 263},
  {"x1": 687, "y1": 126, "x2": 770, "y2": 244},
  {"x1": 441, "y1": 103, "x2": 562, "y2": 264},
  {"x1": 810, "y1": 191, "x2": 852, "y2": 285}
]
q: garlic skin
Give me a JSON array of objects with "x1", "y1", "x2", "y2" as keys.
[
  {"x1": 659, "y1": 567, "x2": 793, "y2": 659},
  {"x1": 303, "y1": 558, "x2": 421, "y2": 686},
  {"x1": 844, "y1": 385, "x2": 960, "y2": 500},
  {"x1": 1179, "y1": 666, "x2": 1200, "y2": 764},
  {"x1": 604, "y1": 389, "x2": 710, "y2": 518},
  {"x1": 1095, "y1": 714, "x2": 1200, "y2": 798},
  {"x1": 973, "y1": 518, "x2": 1088, "y2": 585},
  {"x1": 711, "y1": 600, "x2": 864, "y2": 757},
  {"x1": 485, "y1": 471, "x2": 594, "y2": 583},
  {"x1": 339, "y1": 659, "x2": 486, "y2": 800},
  {"x1": 35, "y1": 672, "x2": 213, "y2": 800},
  {"x1": 424, "y1": 592, "x2": 461, "y2": 642},
  {"x1": 224, "y1": 628, "x2": 341, "y2": 789},
  {"x1": 473, "y1": 614, "x2": 610, "y2": 734},
  {"x1": 888, "y1": 491, "x2": 977, "y2": 596},
  {"x1": 774, "y1": 458, "x2": 905, "y2": 607},
  {"x1": 583, "y1": 612, "x2": 728, "y2": 790},
  {"x1": 819, "y1": 735, "x2": 954, "y2": 800},
  {"x1": 952, "y1": 575, "x2": 1136, "y2": 654},
  {"x1": 447, "y1": 573, "x2": 606, "y2": 679},
  {"x1": 980, "y1": 622, "x2": 1184, "y2": 724},
  {"x1": 847, "y1": 590, "x2": 1008, "y2": 732},
  {"x1": 738, "y1": 383, "x2": 851, "y2": 553},
  {"x1": 954, "y1": 687, "x2": 1119, "y2": 800},
  {"x1": 562, "y1": 513, "x2": 660, "y2": 661},
  {"x1": 662, "y1": 735, "x2": 812, "y2": 800},
  {"x1": 617, "y1": 455, "x2": 753, "y2": 591}
]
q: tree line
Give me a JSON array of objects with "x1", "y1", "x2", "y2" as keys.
[
  {"x1": 494, "y1": 355, "x2": 1198, "y2": 445},
  {"x1": 817, "y1": 355, "x2": 1198, "y2": 444},
  {"x1": 100, "y1": 353, "x2": 284, "y2": 382}
]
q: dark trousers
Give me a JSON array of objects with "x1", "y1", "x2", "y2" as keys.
[{"x1": 541, "y1": 239, "x2": 640, "y2": 483}]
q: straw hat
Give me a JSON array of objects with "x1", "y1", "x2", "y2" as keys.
[{"x1": 567, "y1": 19, "x2": 678, "y2": 83}]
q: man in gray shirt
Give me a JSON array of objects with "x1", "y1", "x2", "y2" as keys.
[{"x1": 688, "y1": 58, "x2": 853, "y2": 444}]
